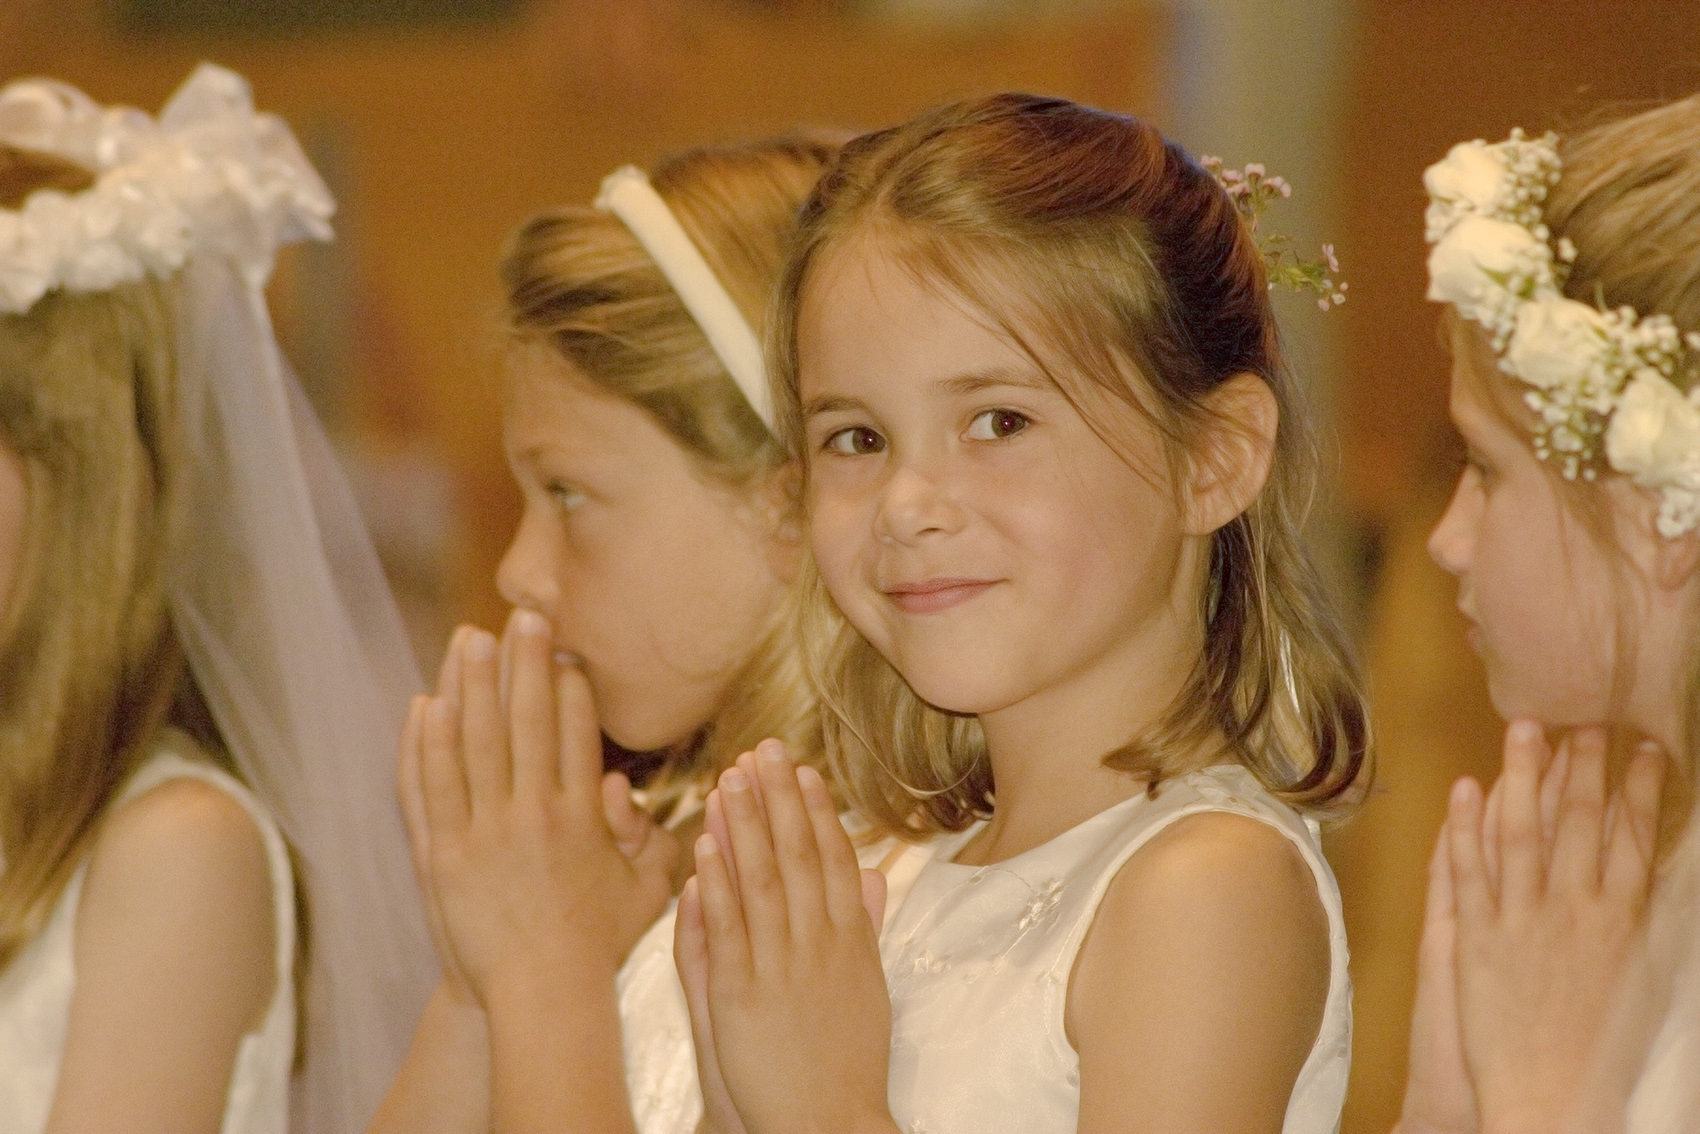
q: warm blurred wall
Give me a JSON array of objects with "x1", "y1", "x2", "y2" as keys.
[
  {"x1": 1331, "y1": 5, "x2": 1700, "y2": 1132},
  {"x1": 0, "y1": 0, "x2": 1170, "y2": 654}
]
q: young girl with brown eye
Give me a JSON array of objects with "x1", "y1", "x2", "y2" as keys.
[
  {"x1": 375, "y1": 134, "x2": 847, "y2": 1134},
  {"x1": 1396, "y1": 96, "x2": 1700, "y2": 1134},
  {"x1": 676, "y1": 92, "x2": 1371, "y2": 1134}
]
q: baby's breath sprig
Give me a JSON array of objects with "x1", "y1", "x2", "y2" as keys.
[{"x1": 1200, "y1": 156, "x2": 1346, "y2": 311}]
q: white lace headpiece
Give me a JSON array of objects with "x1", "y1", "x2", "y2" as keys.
[
  {"x1": 0, "y1": 64, "x2": 435, "y2": 1132},
  {"x1": 1425, "y1": 129, "x2": 1700, "y2": 537},
  {"x1": 594, "y1": 165, "x2": 775, "y2": 431}
]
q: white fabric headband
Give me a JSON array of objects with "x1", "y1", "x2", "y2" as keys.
[{"x1": 594, "y1": 165, "x2": 774, "y2": 432}]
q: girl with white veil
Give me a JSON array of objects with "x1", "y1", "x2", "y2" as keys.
[{"x1": 0, "y1": 64, "x2": 435, "y2": 1132}]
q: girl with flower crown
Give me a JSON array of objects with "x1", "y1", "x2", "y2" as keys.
[
  {"x1": 1395, "y1": 95, "x2": 1700, "y2": 1134},
  {"x1": 373, "y1": 134, "x2": 847, "y2": 1134},
  {"x1": 664, "y1": 92, "x2": 1370, "y2": 1134},
  {"x1": 0, "y1": 66, "x2": 435, "y2": 1134}
]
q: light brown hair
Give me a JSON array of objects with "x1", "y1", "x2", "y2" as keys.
[
  {"x1": 499, "y1": 134, "x2": 843, "y2": 810},
  {"x1": 1467, "y1": 95, "x2": 1700, "y2": 790},
  {"x1": 0, "y1": 151, "x2": 207, "y2": 967},
  {"x1": 771, "y1": 94, "x2": 1370, "y2": 838}
]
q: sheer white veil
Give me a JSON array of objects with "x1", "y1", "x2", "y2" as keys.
[{"x1": 0, "y1": 64, "x2": 438, "y2": 1132}]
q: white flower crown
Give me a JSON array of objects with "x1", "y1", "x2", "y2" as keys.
[
  {"x1": 1425, "y1": 129, "x2": 1700, "y2": 537},
  {"x1": 0, "y1": 62, "x2": 333, "y2": 316}
]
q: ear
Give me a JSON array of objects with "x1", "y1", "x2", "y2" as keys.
[
  {"x1": 1651, "y1": 521, "x2": 1700, "y2": 592},
  {"x1": 739, "y1": 460, "x2": 805, "y2": 584},
  {"x1": 1182, "y1": 372, "x2": 1278, "y2": 536},
  {"x1": 1607, "y1": 476, "x2": 1700, "y2": 592}
]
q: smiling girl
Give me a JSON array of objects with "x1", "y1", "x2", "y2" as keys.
[{"x1": 676, "y1": 93, "x2": 1371, "y2": 1134}]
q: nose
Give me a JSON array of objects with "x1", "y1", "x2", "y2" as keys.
[
  {"x1": 873, "y1": 461, "x2": 967, "y2": 546},
  {"x1": 496, "y1": 503, "x2": 561, "y2": 612},
  {"x1": 1427, "y1": 471, "x2": 1479, "y2": 577}
]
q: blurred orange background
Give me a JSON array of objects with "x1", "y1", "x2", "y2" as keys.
[{"x1": 5, "y1": 1, "x2": 1699, "y2": 1128}]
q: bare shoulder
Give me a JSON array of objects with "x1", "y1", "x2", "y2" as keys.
[
  {"x1": 1112, "y1": 809, "x2": 1322, "y2": 917},
  {"x1": 1068, "y1": 811, "x2": 1331, "y2": 1133},
  {"x1": 75, "y1": 768, "x2": 276, "y2": 991},
  {"x1": 95, "y1": 772, "x2": 271, "y2": 873},
  {"x1": 52, "y1": 768, "x2": 281, "y2": 1131}
]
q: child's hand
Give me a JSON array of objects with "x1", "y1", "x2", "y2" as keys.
[
  {"x1": 677, "y1": 741, "x2": 895, "y2": 1134},
  {"x1": 415, "y1": 610, "x2": 680, "y2": 1008},
  {"x1": 1395, "y1": 830, "x2": 1478, "y2": 1134},
  {"x1": 1448, "y1": 722, "x2": 1665, "y2": 1134},
  {"x1": 397, "y1": 628, "x2": 479, "y2": 1005}
]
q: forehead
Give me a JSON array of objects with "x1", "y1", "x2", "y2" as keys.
[{"x1": 501, "y1": 346, "x2": 656, "y2": 458}]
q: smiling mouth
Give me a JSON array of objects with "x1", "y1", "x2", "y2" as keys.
[{"x1": 882, "y1": 578, "x2": 998, "y2": 614}]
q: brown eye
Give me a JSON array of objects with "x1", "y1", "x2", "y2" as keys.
[
  {"x1": 824, "y1": 426, "x2": 886, "y2": 455},
  {"x1": 967, "y1": 408, "x2": 1030, "y2": 440}
]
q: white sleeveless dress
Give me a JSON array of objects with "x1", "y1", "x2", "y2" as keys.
[
  {"x1": 616, "y1": 764, "x2": 1351, "y2": 1134},
  {"x1": 0, "y1": 739, "x2": 296, "y2": 1134}
]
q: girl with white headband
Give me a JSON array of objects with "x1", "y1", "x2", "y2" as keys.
[
  {"x1": 1397, "y1": 95, "x2": 1700, "y2": 1134},
  {"x1": 0, "y1": 66, "x2": 435, "y2": 1134},
  {"x1": 372, "y1": 134, "x2": 846, "y2": 1134}
]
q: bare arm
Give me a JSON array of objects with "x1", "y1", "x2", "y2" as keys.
[
  {"x1": 368, "y1": 983, "x2": 492, "y2": 1134},
  {"x1": 1069, "y1": 811, "x2": 1331, "y2": 1134},
  {"x1": 46, "y1": 777, "x2": 275, "y2": 1134}
]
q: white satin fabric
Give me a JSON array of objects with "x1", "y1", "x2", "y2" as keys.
[
  {"x1": 0, "y1": 740, "x2": 296, "y2": 1134},
  {"x1": 879, "y1": 764, "x2": 1352, "y2": 1134},
  {"x1": 615, "y1": 765, "x2": 1351, "y2": 1134}
]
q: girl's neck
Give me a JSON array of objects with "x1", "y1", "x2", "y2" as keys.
[{"x1": 956, "y1": 626, "x2": 1202, "y2": 867}]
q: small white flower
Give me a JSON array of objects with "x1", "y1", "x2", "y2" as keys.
[
  {"x1": 1505, "y1": 295, "x2": 1608, "y2": 390},
  {"x1": 1426, "y1": 214, "x2": 1548, "y2": 318},
  {"x1": 1423, "y1": 139, "x2": 1509, "y2": 236},
  {"x1": 1604, "y1": 371, "x2": 1700, "y2": 489}
]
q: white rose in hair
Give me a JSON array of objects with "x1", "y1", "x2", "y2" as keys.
[
  {"x1": 1423, "y1": 139, "x2": 1508, "y2": 236},
  {"x1": 1426, "y1": 214, "x2": 1546, "y2": 319},
  {"x1": 1605, "y1": 371, "x2": 1700, "y2": 490},
  {"x1": 1505, "y1": 294, "x2": 1607, "y2": 390}
]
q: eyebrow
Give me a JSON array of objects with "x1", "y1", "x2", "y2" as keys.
[
  {"x1": 935, "y1": 366, "x2": 1051, "y2": 396},
  {"x1": 802, "y1": 367, "x2": 1051, "y2": 419}
]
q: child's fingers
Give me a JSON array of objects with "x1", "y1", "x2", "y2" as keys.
[
  {"x1": 457, "y1": 629, "x2": 510, "y2": 805},
  {"x1": 603, "y1": 771, "x2": 646, "y2": 859},
  {"x1": 397, "y1": 695, "x2": 433, "y2": 879},
  {"x1": 1604, "y1": 742, "x2": 1666, "y2": 903},
  {"x1": 1496, "y1": 719, "x2": 1547, "y2": 909},
  {"x1": 798, "y1": 762, "x2": 866, "y2": 928},
  {"x1": 505, "y1": 609, "x2": 560, "y2": 797},
  {"x1": 860, "y1": 868, "x2": 888, "y2": 935},
  {"x1": 705, "y1": 789, "x2": 739, "y2": 899},
  {"x1": 1538, "y1": 732, "x2": 1572, "y2": 849},
  {"x1": 718, "y1": 768, "x2": 790, "y2": 951},
  {"x1": 694, "y1": 832, "x2": 754, "y2": 982},
  {"x1": 436, "y1": 625, "x2": 468, "y2": 709},
  {"x1": 553, "y1": 662, "x2": 604, "y2": 824},
  {"x1": 1447, "y1": 776, "x2": 1495, "y2": 927},
  {"x1": 1550, "y1": 726, "x2": 1609, "y2": 896},
  {"x1": 1481, "y1": 772, "x2": 1504, "y2": 898},
  {"x1": 420, "y1": 694, "x2": 471, "y2": 838},
  {"x1": 752, "y1": 742, "x2": 832, "y2": 936}
]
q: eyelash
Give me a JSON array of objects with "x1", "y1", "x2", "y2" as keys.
[
  {"x1": 966, "y1": 408, "x2": 1030, "y2": 440},
  {"x1": 818, "y1": 408, "x2": 1032, "y2": 455},
  {"x1": 821, "y1": 426, "x2": 886, "y2": 456}
]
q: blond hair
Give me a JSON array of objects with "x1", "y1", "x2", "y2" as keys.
[
  {"x1": 771, "y1": 94, "x2": 1370, "y2": 838},
  {"x1": 0, "y1": 152, "x2": 208, "y2": 966},
  {"x1": 499, "y1": 134, "x2": 842, "y2": 810},
  {"x1": 1492, "y1": 95, "x2": 1700, "y2": 788}
]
